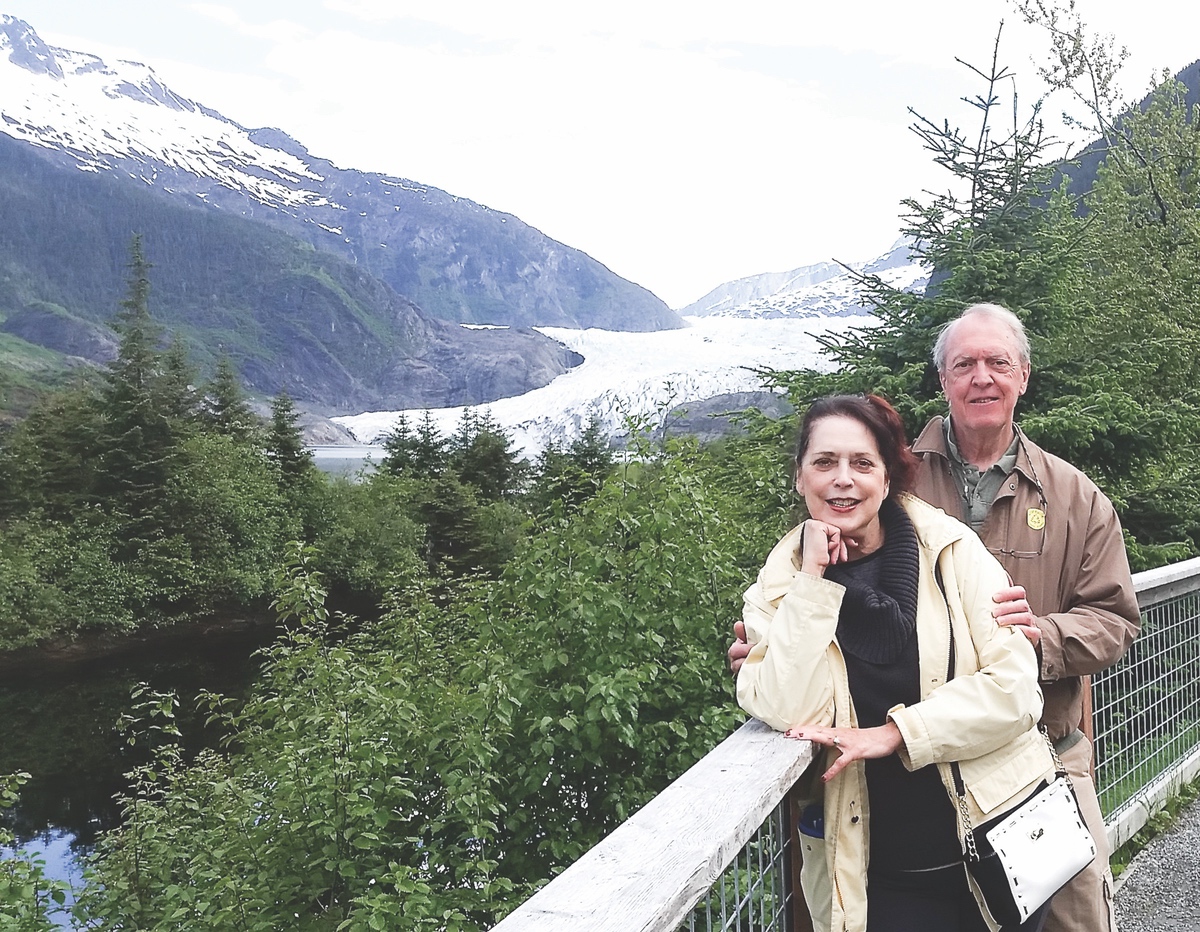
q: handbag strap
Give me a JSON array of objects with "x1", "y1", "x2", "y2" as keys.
[
  {"x1": 941, "y1": 564, "x2": 1071, "y2": 862},
  {"x1": 936, "y1": 564, "x2": 983, "y2": 860}
]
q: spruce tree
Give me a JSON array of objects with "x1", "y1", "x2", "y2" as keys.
[
  {"x1": 201, "y1": 353, "x2": 258, "y2": 441},
  {"x1": 449, "y1": 408, "x2": 527, "y2": 501},
  {"x1": 380, "y1": 414, "x2": 418, "y2": 475},
  {"x1": 96, "y1": 235, "x2": 177, "y2": 534},
  {"x1": 265, "y1": 390, "x2": 314, "y2": 482}
]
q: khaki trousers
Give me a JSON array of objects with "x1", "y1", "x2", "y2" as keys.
[{"x1": 1044, "y1": 736, "x2": 1117, "y2": 932}]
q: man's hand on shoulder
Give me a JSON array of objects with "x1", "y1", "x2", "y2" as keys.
[
  {"x1": 992, "y1": 584, "x2": 1042, "y2": 650},
  {"x1": 728, "y1": 620, "x2": 750, "y2": 676}
]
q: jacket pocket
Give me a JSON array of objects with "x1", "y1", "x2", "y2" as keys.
[{"x1": 960, "y1": 729, "x2": 1055, "y2": 816}]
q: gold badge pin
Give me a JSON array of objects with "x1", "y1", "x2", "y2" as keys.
[{"x1": 1027, "y1": 508, "x2": 1046, "y2": 530}]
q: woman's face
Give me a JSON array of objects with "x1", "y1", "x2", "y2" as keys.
[{"x1": 795, "y1": 415, "x2": 889, "y2": 554}]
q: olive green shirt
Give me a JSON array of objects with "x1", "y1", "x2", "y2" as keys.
[{"x1": 943, "y1": 419, "x2": 1020, "y2": 532}]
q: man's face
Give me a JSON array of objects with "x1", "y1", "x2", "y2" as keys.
[{"x1": 939, "y1": 314, "x2": 1031, "y2": 436}]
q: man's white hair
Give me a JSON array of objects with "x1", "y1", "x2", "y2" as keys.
[{"x1": 932, "y1": 303, "x2": 1031, "y2": 372}]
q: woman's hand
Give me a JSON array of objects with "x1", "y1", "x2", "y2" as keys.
[
  {"x1": 784, "y1": 722, "x2": 904, "y2": 782},
  {"x1": 798, "y1": 519, "x2": 850, "y2": 576}
]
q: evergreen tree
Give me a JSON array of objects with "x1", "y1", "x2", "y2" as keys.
[
  {"x1": 201, "y1": 353, "x2": 258, "y2": 442},
  {"x1": 158, "y1": 335, "x2": 199, "y2": 425},
  {"x1": 380, "y1": 411, "x2": 451, "y2": 478},
  {"x1": 449, "y1": 409, "x2": 527, "y2": 502},
  {"x1": 528, "y1": 416, "x2": 615, "y2": 516},
  {"x1": 265, "y1": 391, "x2": 314, "y2": 482},
  {"x1": 95, "y1": 235, "x2": 179, "y2": 534},
  {"x1": 0, "y1": 380, "x2": 102, "y2": 518},
  {"x1": 379, "y1": 414, "x2": 419, "y2": 476},
  {"x1": 411, "y1": 411, "x2": 449, "y2": 477}
]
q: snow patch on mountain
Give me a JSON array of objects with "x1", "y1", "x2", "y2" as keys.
[
  {"x1": 0, "y1": 14, "x2": 331, "y2": 211},
  {"x1": 335, "y1": 314, "x2": 876, "y2": 455},
  {"x1": 682, "y1": 238, "x2": 928, "y2": 320}
]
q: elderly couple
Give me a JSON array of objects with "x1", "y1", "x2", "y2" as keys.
[{"x1": 728, "y1": 304, "x2": 1139, "y2": 932}]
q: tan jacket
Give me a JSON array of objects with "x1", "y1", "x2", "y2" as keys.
[
  {"x1": 911, "y1": 417, "x2": 1141, "y2": 740},
  {"x1": 737, "y1": 494, "x2": 1054, "y2": 932}
]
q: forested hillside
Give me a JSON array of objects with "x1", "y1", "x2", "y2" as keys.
[{"x1": 0, "y1": 134, "x2": 581, "y2": 418}]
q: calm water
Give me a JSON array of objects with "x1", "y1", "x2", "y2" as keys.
[
  {"x1": 309, "y1": 444, "x2": 382, "y2": 477},
  {"x1": 0, "y1": 624, "x2": 276, "y2": 918},
  {"x1": 0, "y1": 442, "x2": 379, "y2": 920}
]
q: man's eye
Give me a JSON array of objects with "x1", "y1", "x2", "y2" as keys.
[{"x1": 953, "y1": 360, "x2": 973, "y2": 372}]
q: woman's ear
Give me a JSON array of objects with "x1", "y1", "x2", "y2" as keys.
[{"x1": 794, "y1": 469, "x2": 804, "y2": 496}]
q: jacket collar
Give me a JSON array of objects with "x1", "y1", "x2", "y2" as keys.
[{"x1": 914, "y1": 415, "x2": 1043, "y2": 491}]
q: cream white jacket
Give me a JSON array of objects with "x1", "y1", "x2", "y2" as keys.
[{"x1": 737, "y1": 493, "x2": 1055, "y2": 932}]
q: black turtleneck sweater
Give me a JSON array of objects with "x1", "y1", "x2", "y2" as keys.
[{"x1": 825, "y1": 500, "x2": 961, "y2": 873}]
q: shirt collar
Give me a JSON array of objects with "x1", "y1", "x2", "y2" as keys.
[{"x1": 943, "y1": 417, "x2": 1020, "y2": 475}]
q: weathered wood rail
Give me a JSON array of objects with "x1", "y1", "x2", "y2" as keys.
[{"x1": 490, "y1": 719, "x2": 813, "y2": 932}]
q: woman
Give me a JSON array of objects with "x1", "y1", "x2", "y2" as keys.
[{"x1": 736, "y1": 395, "x2": 1056, "y2": 932}]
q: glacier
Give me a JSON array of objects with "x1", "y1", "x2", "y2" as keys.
[
  {"x1": 334, "y1": 240, "x2": 929, "y2": 457},
  {"x1": 334, "y1": 314, "x2": 879, "y2": 456}
]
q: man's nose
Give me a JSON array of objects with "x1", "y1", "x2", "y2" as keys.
[{"x1": 970, "y1": 360, "x2": 995, "y2": 383}]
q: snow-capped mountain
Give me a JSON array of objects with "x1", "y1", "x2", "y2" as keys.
[
  {"x1": 0, "y1": 14, "x2": 677, "y2": 332},
  {"x1": 681, "y1": 238, "x2": 928, "y2": 319},
  {"x1": 0, "y1": 16, "x2": 330, "y2": 212}
]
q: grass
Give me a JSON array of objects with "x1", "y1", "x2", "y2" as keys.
[
  {"x1": 1097, "y1": 723, "x2": 1200, "y2": 814},
  {"x1": 1111, "y1": 777, "x2": 1200, "y2": 880}
]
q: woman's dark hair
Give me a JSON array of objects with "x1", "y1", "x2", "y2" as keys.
[{"x1": 793, "y1": 394, "x2": 919, "y2": 498}]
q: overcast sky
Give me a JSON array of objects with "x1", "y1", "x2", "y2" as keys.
[{"x1": 6, "y1": 1, "x2": 1199, "y2": 307}]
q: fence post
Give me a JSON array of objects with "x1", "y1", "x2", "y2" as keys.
[{"x1": 1081, "y1": 673, "x2": 1095, "y2": 777}]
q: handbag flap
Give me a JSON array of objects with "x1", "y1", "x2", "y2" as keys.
[{"x1": 982, "y1": 777, "x2": 1096, "y2": 919}]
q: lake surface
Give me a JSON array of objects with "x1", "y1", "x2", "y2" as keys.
[
  {"x1": 0, "y1": 623, "x2": 277, "y2": 918},
  {"x1": 309, "y1": 444, "x2": 383, "y2": 477}
]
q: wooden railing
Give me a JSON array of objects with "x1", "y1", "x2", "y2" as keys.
[{"x1": 490, "y1": 720, "x2": 813, "y2": 932}]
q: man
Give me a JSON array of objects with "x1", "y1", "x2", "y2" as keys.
[{"x1": 729, "y1": 303, "x2": 1139, "y2": 932}]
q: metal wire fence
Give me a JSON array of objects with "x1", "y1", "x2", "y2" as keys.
[
  {"x1": 683, "y1": 560, "x2": 1200, "y2": 932},
  {"x1": 680, "y1": 802, "x2": 792, "y2": 932},
  {"x1": 1093, "y1": 586, "x2": 1200, "y2": 823}
]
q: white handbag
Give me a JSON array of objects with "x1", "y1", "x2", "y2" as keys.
[{"x1": 956, "y1": 761, "x2": 1097, "y2": 926}]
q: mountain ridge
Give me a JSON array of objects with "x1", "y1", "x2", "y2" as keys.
[
  {"x1": 0, "y1": 15, "x2": 680, "y2": 332},
  {"x1": 681, "y1": 238, "x2": 928, "y2": 320},
  {"x1": 0, "y1": 117, "x2": 580, "y2": 415}
]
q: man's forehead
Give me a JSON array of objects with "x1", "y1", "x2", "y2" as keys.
[{"x1": 946, "y1": 318, "x2": 1021, "y2": 356}]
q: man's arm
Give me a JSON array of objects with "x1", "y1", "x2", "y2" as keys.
[
  {"x1": 1035, "y1": 490, "x2": 1140, "y2": 682},
  {"x1": 735, "y1": 588, "x2": 1042, "y2": 676}
]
